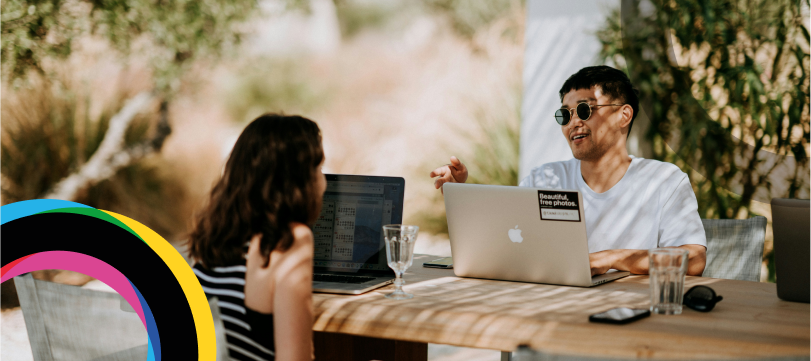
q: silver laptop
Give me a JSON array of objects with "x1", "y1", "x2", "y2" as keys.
[
  {"x1": 312, "y1": 174, "x2": 404, "y2": 294},
  {"x1": 444, "y1": 183, "x2": 629, "y2": 287}
]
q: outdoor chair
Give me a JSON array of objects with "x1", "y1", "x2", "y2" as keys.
[
  {"x1": 14, "y1": 273, "x2": 148, "y2": 361},
  {"x1": 701, "y1": 216, "x2": 767, "y2": 282},
  {"x1": 208, "y1": 296, "x2": 230, "y2": 361}
]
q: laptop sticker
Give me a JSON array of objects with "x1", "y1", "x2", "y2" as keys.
[{"x1": 538, "y1": 191, "x2": 581, "y2": 222}]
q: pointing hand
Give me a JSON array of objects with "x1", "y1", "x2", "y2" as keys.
[{"x1": 429, "y1": 156, "x2": 469, "y2": 194}]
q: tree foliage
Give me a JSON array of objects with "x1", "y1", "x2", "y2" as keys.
[
  {"x1": 2, "y1": 0, "x2": 260, "y2": 204},
  {"x1": 1, "y1": 0, "x2": 258, "y2": 91},
  {"x1": 598, "y1": 0, "x2": 810, "y2": 219}
]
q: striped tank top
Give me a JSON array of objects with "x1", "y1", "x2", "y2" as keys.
[{"x1": 194, "y1": 262, "x2": 276, "y2": 361}]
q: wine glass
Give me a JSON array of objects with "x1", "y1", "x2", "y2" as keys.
[{"x1": 383, "y1": 224, "x2": 419, "y2": 300}]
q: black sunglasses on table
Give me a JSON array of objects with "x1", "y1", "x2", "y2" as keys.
[
  {"x1": 554, "y1": 102, "x2": 626, "y2": 125},
  {"x1": 683, "y1": 285, "x2": 724, "y2": 312}
]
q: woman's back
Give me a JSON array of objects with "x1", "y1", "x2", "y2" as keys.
[
  {"x1": 194, "y1": 261, "x2": 277, "y2": 360},
  {"x1": 187, "y1": 114, "x2": 324, "y2": 361}
]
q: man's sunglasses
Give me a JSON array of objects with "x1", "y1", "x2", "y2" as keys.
[
  {"x1": 683, "y1": 285, "x2": 723, "y2": 312},
  {"x1": 554, "y1": 102, "x2": 625, "y2": 125}
]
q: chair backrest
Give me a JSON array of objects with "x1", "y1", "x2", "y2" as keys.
[
  {"x1": 14, "y1": 273, "x2": 148, "y2": 361},
  {"x1": 701, "y1": 216, "x2": 767, "y2": 282},
  {"x1": 208, "y1": 296, "x2": 230, "y2": 361}
]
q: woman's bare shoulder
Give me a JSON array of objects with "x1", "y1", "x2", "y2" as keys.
[{"x1": 289, "y1": 222, "x2": 313, "y2": 246}]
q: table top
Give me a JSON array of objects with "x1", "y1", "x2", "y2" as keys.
[{"x1": 312, "y1": 254, "x2": 810, "y2": 359}]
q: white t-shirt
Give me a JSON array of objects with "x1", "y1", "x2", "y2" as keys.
[{"x1": 518, "y1": 157, "x2": 706, "y2": 253}]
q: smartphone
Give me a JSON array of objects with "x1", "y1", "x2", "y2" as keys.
[
  {"x1": 423, "y1": 257, "x2": 453, "y2": 269},
  {"x1": 588, "y1": 308, "x2": 650, "y2": 324}
]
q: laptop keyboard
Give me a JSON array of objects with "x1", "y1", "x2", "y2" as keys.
[{"x1": 314, "y1": 274, "x2": 375, "y2": 284}]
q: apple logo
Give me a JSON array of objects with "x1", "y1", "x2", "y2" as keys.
[{"x1": 508, "y1": 225, "x2": 523, "y2": 243}]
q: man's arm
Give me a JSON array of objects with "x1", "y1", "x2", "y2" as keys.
[
  {"x1": 589, "y1": 244, "x2": 706, "y2": 276},
  {"x1": 589, "y1": 171, "x2": 708, "y2": 277}
]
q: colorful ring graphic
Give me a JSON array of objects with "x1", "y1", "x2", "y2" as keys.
[{"x1": 0, "y1": 199, "x2": 216, "y2": 360}]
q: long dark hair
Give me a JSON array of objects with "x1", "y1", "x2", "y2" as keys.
[{"x1": 188, "y1": 114, "x2": 324, "y2": 268}]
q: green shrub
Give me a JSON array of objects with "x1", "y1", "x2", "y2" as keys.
[
  {"x1": 420, "y1": 0, "x2": 522, "y2": 39},
  {"x1": 335, "y1": 0, "x2": 400, "y2": 38},
  {"x1": 223, "y1": 59, "x2": 327, "y2": 123}
]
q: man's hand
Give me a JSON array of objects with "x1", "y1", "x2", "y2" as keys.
[
  {"x1": 588, "y1": 251, "x2": 617, "y2": 277},
  {"x1": 429, "y1": 156, "x2": 469, "y2": 193},
  {"x1": 587, "y1": 249, "x2": 649, "y2": 276}
]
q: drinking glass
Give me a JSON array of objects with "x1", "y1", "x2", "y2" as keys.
[
  {"x1": 383, "y1": 224, "x2": 419, "y2": 300},
  {"x1": 649, "y1": 248, "x2": 689, "y2": 315}
]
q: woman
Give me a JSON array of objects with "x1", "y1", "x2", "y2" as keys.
[{"x1": 188, "y1": 114, "x2": 325, "y2": 361}]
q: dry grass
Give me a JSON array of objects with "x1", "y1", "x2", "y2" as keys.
[{"x1": 173, "y1": 5, "x2": 526, "y2": 237}]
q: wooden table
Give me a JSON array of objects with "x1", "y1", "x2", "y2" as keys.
[{"x1": 312, "y1": 255, "x2": 810, "y2": 360}]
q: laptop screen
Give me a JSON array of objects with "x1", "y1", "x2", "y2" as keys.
[{"x1": 313, "y1": 174, "x2": 404, "y2": 274}]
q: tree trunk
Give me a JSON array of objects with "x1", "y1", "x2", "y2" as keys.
[{"x1": 42, "y1": 93, "x2": 172, "y2": 201}]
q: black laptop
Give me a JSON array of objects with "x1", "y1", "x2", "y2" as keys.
[
  {"x1": 771, "y1": 198, "x2": 810, "y2": 303},
  {"x1": 312, "y1": 174, "x2": 404, "y2": 294}
]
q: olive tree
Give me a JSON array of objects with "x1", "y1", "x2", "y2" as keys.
[{"x1": 1, "y1": 0, "x2": 258, "y2": 200}]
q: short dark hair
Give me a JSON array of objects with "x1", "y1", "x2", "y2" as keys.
[
  {"x1": 558, "y1": 65, "x2": 640, "y2": 136},
  {"x1": 188, "y1": 114, "x2": 324, "y2": 268}
]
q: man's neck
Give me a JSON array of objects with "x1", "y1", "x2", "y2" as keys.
[{"x1": 579, "y1": 147, "x2": 632, "y2": 194}]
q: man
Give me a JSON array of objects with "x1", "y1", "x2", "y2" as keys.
[{"x1": 430, "y1": 66, "x2": 707, "y2": 276}]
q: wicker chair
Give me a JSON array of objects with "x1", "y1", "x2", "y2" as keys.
[
  {"x1": 208, "y1": 296, "x2": 230, "y2": 361},
  {"x1": 14, "y1": 273, "x2": 148, "y2": 361},
  {"x1": 700, "y1": 216, "x2": 767, "y2": 282}
]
